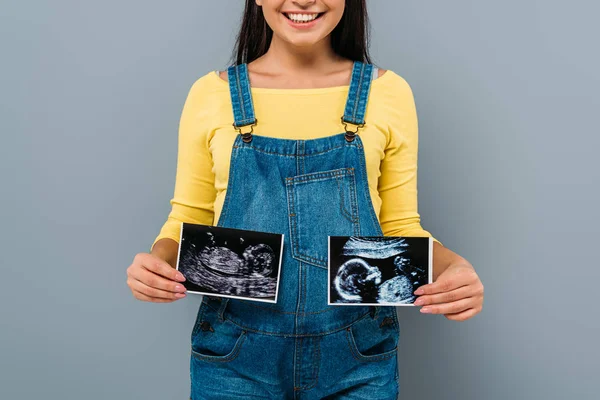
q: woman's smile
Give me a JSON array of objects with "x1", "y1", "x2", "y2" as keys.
[{"x1": 281, "y1": 11, "x2": 325, "y2": 29}]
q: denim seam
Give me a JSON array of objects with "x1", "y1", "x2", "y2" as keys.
[
  {"x1": 286, "y1": 167, "x2": 361, "y2": 268},
  {"x1": 343, "y1": 61, "x2": 360, "y2": 124},
  {"x1": 235, "y1": 65, "x2": 246, "y2": 123},
  {"x1": 231, "y1": 136, "x2": 362, "y2": 157},
  {"x1": 207, "y1": 302, "x2": 373, "y2": 336},
  {"x1": 351, "y1": 62, "x2": 365, "y2": 123},
  {"x1": 190, "y1": 330, "x2": 247, "y2": 363},
  {"x1": 294, "y1": 337, "x2": 302, "y2": 390},
  {"x1": 234, "y1": 117, "x2": 255, "y2": 126},
  {"x1": 287, "y1": 167, "x2": 354, "y2": 184},
  {"x1": 348, "y1": 171, "x2": 362, "y2": 236},
  {"x1": 286, "y1": 180, "x2": 328, "y2": 268},
  {"x1": 242, "y1": 301, "x2": 336, "y2": 315},
  {"x1": 335, "y1": 175, "x2": 355, "y2": 222},
  {"x1": 295, "y1": 337, "x2": 321, "y2": 391},
  {"x1": 345, "y1": 327, "x2": 398, "y2": 362},
  {"x1": 357, "y1": 63, "x2": 373, "y2": 125},
  {"x1": 234, "y1": 143, "x2": 351, "y2": 157},
  {"x1": 242, "y1": 63, "x2": 257, "y2": 125},
  {"x1": 391, "y1": 308, "x2": 400, "y2": 334}
]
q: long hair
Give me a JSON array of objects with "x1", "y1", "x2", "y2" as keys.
[{"x1": 230, "y1": 0, "x2": 373, "y2": 65}]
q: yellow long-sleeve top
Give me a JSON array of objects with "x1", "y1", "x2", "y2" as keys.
[{"x1": 151, "y1": 68, "x2": 440, "y2": 252}]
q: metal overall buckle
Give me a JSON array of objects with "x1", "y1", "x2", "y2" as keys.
[
  {"x1": 233, "y1": 119, "x2": 258, "y2": 143},
  {"x1": 341, "y1": 117, "x2": 365, "y2": 142}
]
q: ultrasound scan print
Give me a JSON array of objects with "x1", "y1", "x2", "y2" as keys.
[
  {"x1": 328, "y1": 236, "x2": 432, "y2": 306},
  {"x1": 176, "y1": 222, "x2": 284, "y2": 303}
]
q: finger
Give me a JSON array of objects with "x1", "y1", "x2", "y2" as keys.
[
  {"x1": 129, "y1": 278, "x2": 187, "y2": 301},
  {"x1": 414, "y1": 285, "x2": 473, "y2": 306},
  {"x1": 444, "y1": 307, "x2": 481, "y2": 322},
  {"x1": 415, "y1": 268, "x2": 476, "y2": 295},
  {"x1": 129, "y1": 268, "x2": 187, "y2": 293},
  {"x1": 133, "y1": 289, "x2": 176, "y2": 303},
  {"x1": 137, "y1": 253, "x2": 185, "y2": 282},
  {"x1": 419, "y1": 297, "x2": 473, "y2": 315}
]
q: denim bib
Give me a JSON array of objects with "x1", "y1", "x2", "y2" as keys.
[{"x1": 190, "y1": 61, "x2": 400, "y2": 399}]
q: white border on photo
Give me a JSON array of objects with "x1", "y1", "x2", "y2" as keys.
[{"x1": 175, "y1": 221, "x2": 285, "y2": 304}]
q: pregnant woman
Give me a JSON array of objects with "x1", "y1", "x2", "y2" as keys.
[{"x1": 127, "y1": 1, "x2": 484, "y2": 398}]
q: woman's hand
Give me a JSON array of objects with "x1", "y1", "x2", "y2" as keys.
[
  {"x1": 413, "y1": 262, "x2": 484, "y2": 321},
  {"x1": 126, "y1": 252, "x2": 187, "y2": 303}
]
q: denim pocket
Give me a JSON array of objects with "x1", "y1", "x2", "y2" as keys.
[
  {"x1": 191, "y1": 298, "x2": 247, "y2": 363},
  {"x1": 285, "y1": 167, "x2": 360, "y2": 269},
  {"x1": 345, "y1": 306, "x2": 399, "y2": 362}
]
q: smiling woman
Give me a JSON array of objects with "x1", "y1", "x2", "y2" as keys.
[{"x1": 130, "y1": 0, "x2": 484, "y2": 398}]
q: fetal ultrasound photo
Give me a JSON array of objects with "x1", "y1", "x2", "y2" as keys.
[
  {"x1": 176, "y1": 222, "x2": 284, "y2": 303},
  {"x1": 328, "y1": 236, "x2": 432, "y2": 306}
]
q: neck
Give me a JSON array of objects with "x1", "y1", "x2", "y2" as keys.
[{"x1": 257, "y1": 35, "x2": 343, "y2": 76}]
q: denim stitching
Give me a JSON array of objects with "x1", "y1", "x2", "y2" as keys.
[
  {"x1": 296, "y1": 337, "x2": 321, "y2": 391},
  {"x1": 229, "y1": 312, "x2": 372, "y2": 337},
  {"x1": 235, "y1": 64, "x2": 246, "y2": 123},
  {"x1": 356, "y1": 63, "x2": 373, "y2": 124},
  {"x1": 390, "y1": 307, "x2": 400, "y2": 334},
  {"x1": 345, "y1": 327, "x2": 398, "y2": 362},
  {"x1": 352, "y1": 62, "x2": 365, "y2": 123},
  {"x1": 287, "y1": 167, "x2": 354, "y2": 184},
  {"x1": 242, "y1": 301, "x2": 335, "y2": 315},
  {"x1": 286, "y1": 167, "x2": 361, "y2": 268},
  {"x1": 287, "y1": 184, "x2": 326, "y2": 268},
  {"x1": 190, "y1": 330, "x2": 247, "y2": 363},
  {"x1": 235, "y1": 140, "x2": 357, "y2": 157},
  {"x1": 335, "y1": 175, "x2": 355, "y2": 223},
  {"x1": 342, "y1": 61, "x2": 359, "y2": 124},
  {"x1": 348, "y1": 171, "x2": 362, "y2": 235},
  {"x1": 243, "y1": 63, "x2": 257, "y2": 125},
  {"x1": 359, "y1": 64, "x2": 373, "y2": 123},
  {"x1": 204, "y1": 301, "x2": 373, "y2": 336},
  {"x1": 227, "y1": 65, "x2": 241, "y2": 127},
  {"x1": 294, "y1": 337, "x2": 302, "y2": 390}
]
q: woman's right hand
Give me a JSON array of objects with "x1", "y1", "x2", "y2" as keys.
[{"x1": 126, "y1": 252, "x2": 187, "y2": 303}]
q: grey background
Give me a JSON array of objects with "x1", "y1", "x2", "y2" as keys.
[{"x1": 1, "y1": 0, "x2": 598, "y2": 399}]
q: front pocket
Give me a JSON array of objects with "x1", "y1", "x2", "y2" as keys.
[
  {"x1": 286, "y1": 167, "x2": 360, "y2": 269},
  {"x1": 345, "y1": 307, "x2": 399, "y2": 362},
  {"x1": 191, "y1": 299, "x2": 247, "y2": 363}
]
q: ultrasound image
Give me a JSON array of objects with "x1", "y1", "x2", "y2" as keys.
[
  {"x1": 329, "y1": 236, "x2": 431, "y2": 305},
  {"x1": 177, "y1": 223, "x2": 284, "y2": 302}
]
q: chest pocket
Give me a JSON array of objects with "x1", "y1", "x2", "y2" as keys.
[{"x1": 285, "y1": 167, "x2": 361, "y2": 269}]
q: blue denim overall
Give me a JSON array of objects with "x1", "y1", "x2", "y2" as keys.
[{"x1": 190, "y1": 61, "x2": 400, "y2": 399}]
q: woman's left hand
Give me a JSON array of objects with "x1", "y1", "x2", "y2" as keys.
[{"x1": 413, "y1": 262, "x2": 484, "y2": 321}]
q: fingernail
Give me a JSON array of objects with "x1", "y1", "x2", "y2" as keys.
[
  {"x1": 176, "y1": 272, "x2": 186, "y2": 281},
  {"x1": 175, "y1": 285, "x2": 186, "y2": 293},
  {"x1": 175, "y1": 293, "x2": 186, "y2": 298},
  {"x1": 420, "y1": 307, "x2": 431, "y2": 313},
  {"x1": 414, "y1": 288, "x2": 424, "y2": 295},
  {"x1": 414, "y1": 298, "x2": 424, "y2": 306}
]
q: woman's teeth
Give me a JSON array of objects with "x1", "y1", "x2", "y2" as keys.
[{"x1": 285, "y1": 13, "x2": 320, "y2": 23}]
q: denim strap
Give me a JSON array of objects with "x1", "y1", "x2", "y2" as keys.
[
  {"x1": 342, "y1": 61, "x2": 374, "y2": 126},
  {"x1": 228, "y1": 63, "x2": 257, "y2": 128},
  {"x1": 228, "y1": 61, "x2": 373, "y2": 128}
]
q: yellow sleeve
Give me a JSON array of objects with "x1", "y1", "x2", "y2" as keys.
[
  {"x1": 150, "y1": 78, "x2": 217, "y2": 252},
  {"x1": 378, "y1": 76, "x2": 442, "y2": 246}
]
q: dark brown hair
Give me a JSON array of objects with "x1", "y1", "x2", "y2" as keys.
[{"x1": 230, "y1": 0, "x2": 373, "y2": 65}]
